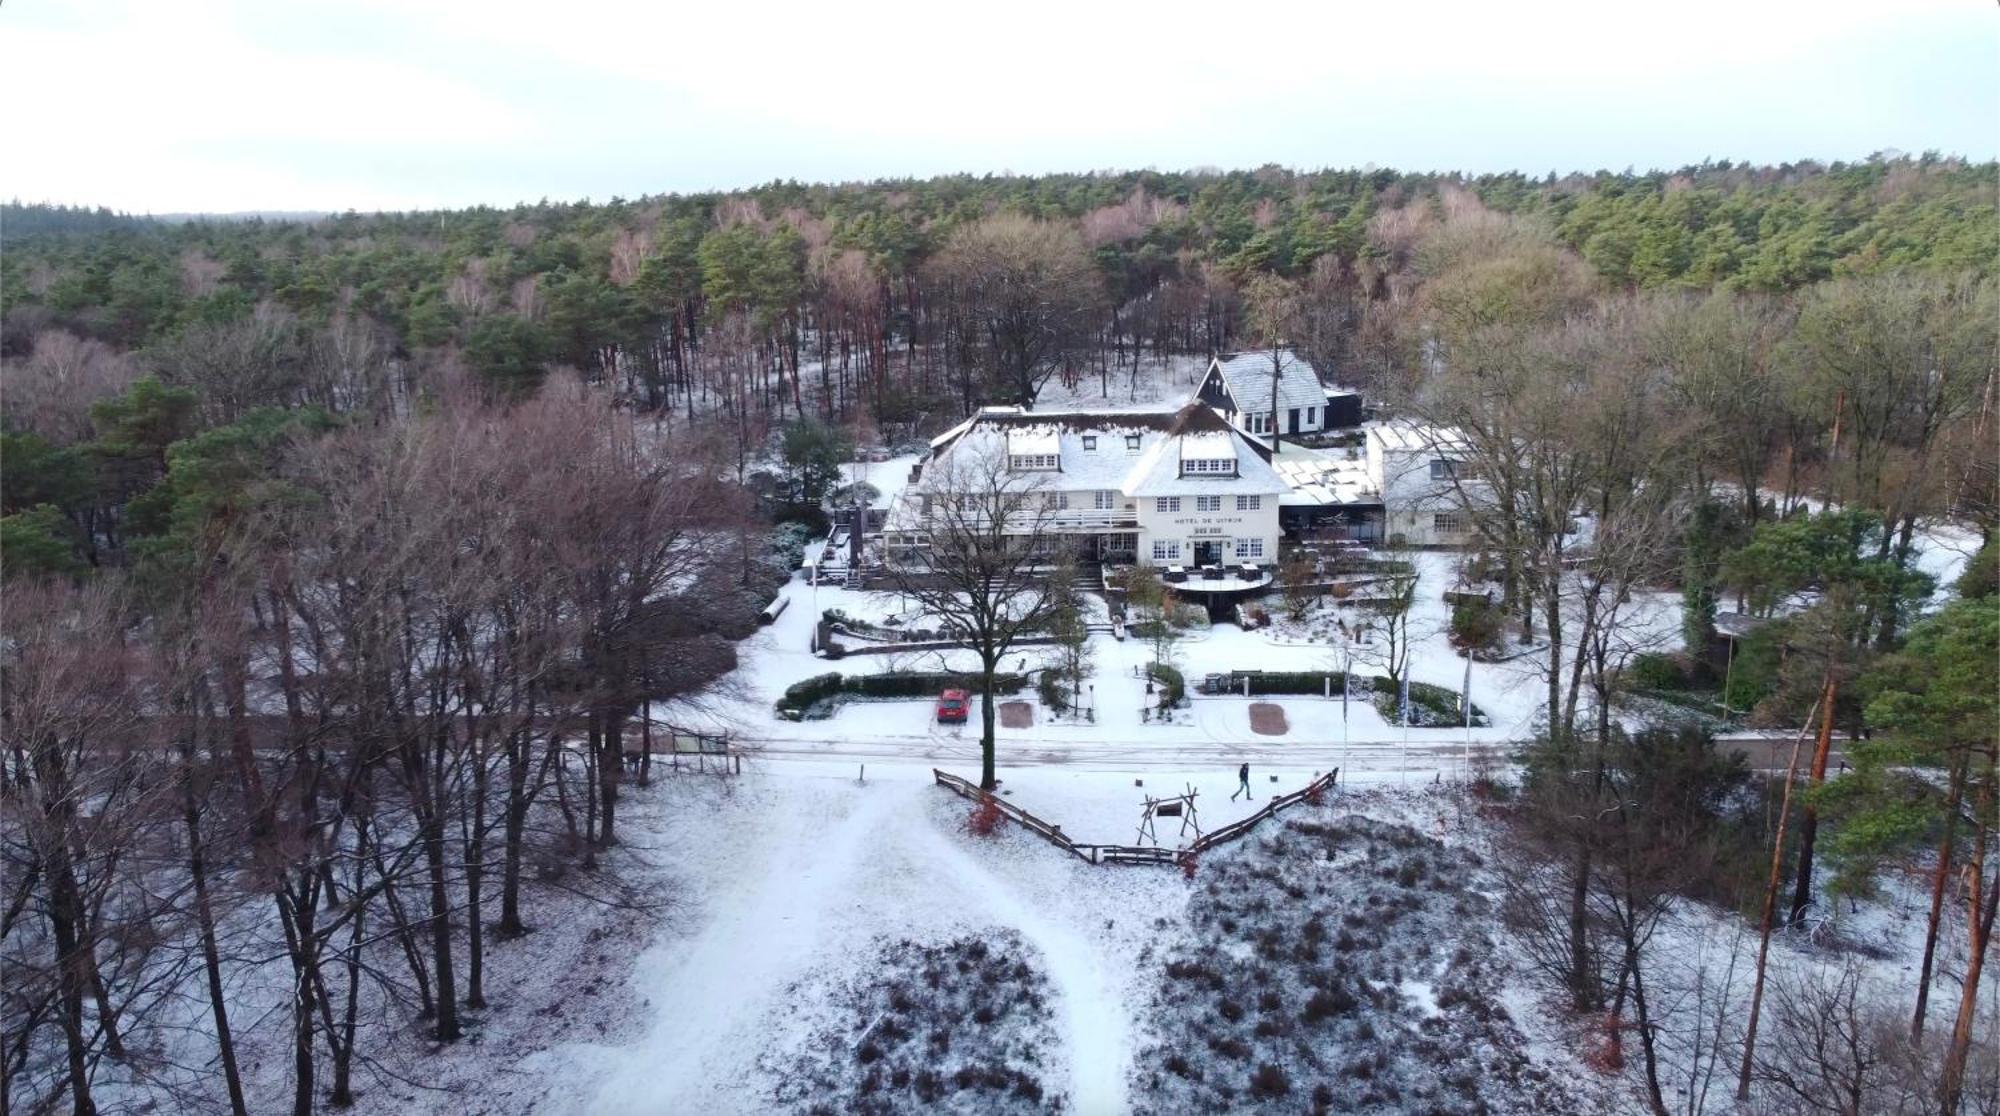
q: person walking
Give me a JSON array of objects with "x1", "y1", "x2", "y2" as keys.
[{"x1": 1231, "y1": 761, "x2": 1253, "y2": 802}]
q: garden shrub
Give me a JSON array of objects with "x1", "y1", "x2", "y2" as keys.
[
  {"x1": 1370, "y1": 676, "x2": 1485, "y2": 727},
  {"x1": 1149, "y1": 662, "x2": 1186, "y2": 708},
  {"x1": 775, "y1": 670, "x2": 1026, "y2": 718},
  {"x1": 1628, "y1": 652, "x2": 1690, "y2": 692},
  {"x1": 1448, "y1": 599, "x2": 1504, "y2": 656},
  {"x1": 1036, "y1": 672, "x2": 1067, "y2": 712}
]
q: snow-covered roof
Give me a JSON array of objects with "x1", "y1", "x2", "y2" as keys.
[
  {"x1": 909, "y1": 402, "x2": 1286, "y2": 502},
  {"x1": 1177, "y1": 432, "x2": 1235, "y2": 463},
  {"x1": 1208, "y1": 349, "x2": 1327, "y2": 415},
  {"x1": 1270, "y1": 446, "x2": 1380, "y2": 506},
  {"x1": 1369, "y1": 422, "x2": 1467, "y2": 454},
  {"x1": 1005, "y1": 430, "x2": 1059, "y2": 458},
  {"x1": 1123, "y1": 405, "x2": 1288, "y2": 498}
]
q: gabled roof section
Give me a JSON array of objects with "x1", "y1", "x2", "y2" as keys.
[
  {"x1": 1164, "y1": 398, "x2": 1236, "y2": 437},
  {"x1": 1210, "y1": 349, "x2": 1327, "y2": 415},
  {"x1": 1005, "y1": 430, "x2": 1060, "y2": 458},
  {"x1": 1122, "y1": 403, "x2": 1289, "y2": 498}
]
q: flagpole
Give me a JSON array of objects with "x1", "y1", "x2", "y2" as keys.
[{"x1": 1461, "y1": 652, "x2": 1473, "y2": 782}]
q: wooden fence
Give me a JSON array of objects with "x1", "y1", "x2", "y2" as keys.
[
  {"x1": 933, "y1": 769, "x2": 1096, "y2": 865},
  {"x1": 931, "y1": 767, "x2": 1339, "y2": 869}
]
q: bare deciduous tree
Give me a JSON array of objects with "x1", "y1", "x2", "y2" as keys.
[{"x1": 885, "y1": 446, "x2": 1060, "y2": 788}]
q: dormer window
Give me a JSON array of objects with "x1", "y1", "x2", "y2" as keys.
[
  {"x1": 1009, "y1": 454, "x2": 1059, "y2": 471},
  {"x1": 1125, "y1": 435, "x2": 1142, "y2": 451},
  {"x1": 1081, "y1": 435, "x2": 1097, "y2": 451},
  {"x1": 1181, "y1": 458, "x2": 1236, "y2": 476}
]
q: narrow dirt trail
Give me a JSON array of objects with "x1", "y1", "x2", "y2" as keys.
[{"x1": 914, "y1": 823, "x2": 1131, "y2": 1116}]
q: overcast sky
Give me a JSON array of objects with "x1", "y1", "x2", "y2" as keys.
[{"x1": 5, "y1": 0, "x2": 1995, "y2": 214}]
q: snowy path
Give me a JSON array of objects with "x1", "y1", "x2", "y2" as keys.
[
  {"x1": 579, "y1": 771, "x2": 1151, "y2": 1115},
  {"x1": 914, "y1": 819, "x2": 1130, "y2": 1115},
  {"x1": 588, "y1": 781, "x2": 903, "y2": 1115}
]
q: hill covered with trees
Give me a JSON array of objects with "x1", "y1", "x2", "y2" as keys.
[{"x1": 4, "y1": 156, "x2": 1992, "y2": 423}]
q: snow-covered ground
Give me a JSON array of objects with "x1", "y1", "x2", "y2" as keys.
[
  {"x1": 326, "y1": 505, "x2": 1983, "y2": 1115},
  {"x1": 677, "y1": 551, "x2": 1571, "y2": 766},
  {"x1": 539, "y1": 762, "x2": 1185, "y2": 1115}
]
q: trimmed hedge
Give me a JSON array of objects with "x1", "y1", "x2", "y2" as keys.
[
  {"x1": 781, "y1": 672, "x2": 845, "y2": 714},
  {"x1": 1239, "y1": 670, "x2": 1353, "y2": 696},
  {"x1": 1149, "y1": 663, "x2": 1186, "y2": 708},
  {"x1": 776, "y1": 670, "x2": 1028, "y2": 720}
]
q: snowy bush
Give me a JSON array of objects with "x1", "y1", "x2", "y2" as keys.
[
  {"x1": 1130, "y1": 813, "x2": 1586, "y2": 1115},
  {"x1": 764, "y1": 933, "x2": 1062, "y2": 1115},
  {"x1": 1147, "y1": 663, "x2": 1185, "y2": 708},
  {"x1": 1369, "y1": 676, "x2": 1487, "y2": 727}
]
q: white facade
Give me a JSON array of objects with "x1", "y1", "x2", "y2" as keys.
[
  {"x1": 1365, "y1": 423, "x2": 1482, "y2": 547},
  {"x1": 885, "y1": 403, "x2": 1285, "y2": 568}
]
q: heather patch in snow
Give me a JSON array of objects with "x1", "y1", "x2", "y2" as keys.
[
  {"x1": 765, "y1": 932, "x2": 1065, "y2": 1115},
  {"x1": 1130, "y1": 812, "x2": 1586, "y2": 1115}
]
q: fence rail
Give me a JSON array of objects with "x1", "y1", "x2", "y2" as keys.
[
  {"x1": 933, "y1": 770, "x2": 1096, "y2": 864},
  {"x1": 932, "y1": 767, "x2": 1339, "y2": 868}
]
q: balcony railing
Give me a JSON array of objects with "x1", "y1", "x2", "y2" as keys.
[{"x1": 1040, "y1": 508, "x2": 1139, "y2": 530}]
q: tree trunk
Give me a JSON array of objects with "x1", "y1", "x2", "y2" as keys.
[
  {"x1": 181, "y1": 742, "x2": 248, "y2": 1116},
  {"x1": 500, "y1": 724, "x2": 531, "y2": 937},
  {"x1": 465, "y1": 770, "x2": 488, "y2": 1010},
  {"x1": 1738, "y1": 707, "x2": 1820, "y2": 1101},
  {"x1": 46, "y1": 857, "x2": 97, "y2": 1116},
  {"x1": 423, "y1": 765, "x2": 463, "y2": 1042},
  {"x1": 1913, "y1": 761, "x2": 1965, "y2": 1040},
  {"x1": 1789, "y1": 676, "x2": 1841, "y2": 927},
  {"x1": 276, "y1": 888, "x2": 318, "y2": 1116},
  {"x1": 979, "y1": 654, "x2": 1000, "y2": 790},
  {"x1": 1938, "y1": 787, "x2": 1994, "y2": 1116},
  {"x1": 1632, "y1": 944, "x2": 1664, "y2": 1116},
  {"x1": 597, "y1": 710, "x2": 623, "y2": 848}
]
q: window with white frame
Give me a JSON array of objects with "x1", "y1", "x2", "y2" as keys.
[
  {"x1": 1151, "y1": 539, "x2": 1180, "y2": 562},
  {"x1": 1430, "y1": 458, "x2": 1473, "y2": 481},
  {"x1": 1125, "y1": 434, "x2": 1142, "y2": 451},
  {"x1": 1195, "y1": 495, "x2": 1222, "y2": 512},
  {"x1": 1010, "y1": 454, "x2": 1059, "y2": 471},
  {"x1": 1155, "y1": 496, "x2": 1180, "y2": 513},
  {"x1": 1306, "y1": 406, "x2": 1317, "y2": 426},
  {"x1": 1246, "y1": 414, "x2": 1268, "y2": 434},
  {"x1": 1081, "y1": 435, "x2": 1097, "y2": 450},
  {"x1": 1237, "y1": 538, "x2": 1264, "y2": 559},
  {"x1": 1236, "y1": 494, "x2": 1261, "y2": 511},
  {"x1": 1182, "y1": 458, "x2": 1236, "y2": 475},
  {"x1": 1043, "y1": 491, "x2": 1069, "y2": 510},
  {"x1": 1093, "y1": 490, "x2": 1115, "y2": 510},
  {"x1": 1433, "y1": 512, "x2": 1467, "y2": 535}
]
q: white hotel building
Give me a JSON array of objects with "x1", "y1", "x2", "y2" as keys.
[{"x1": 882, "y1": 402, "x2": 1287, "y2": 571}]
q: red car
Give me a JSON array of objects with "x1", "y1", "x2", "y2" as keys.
[{"x1": 936, "y1": 689, "x2": 970, "y2": 723}]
